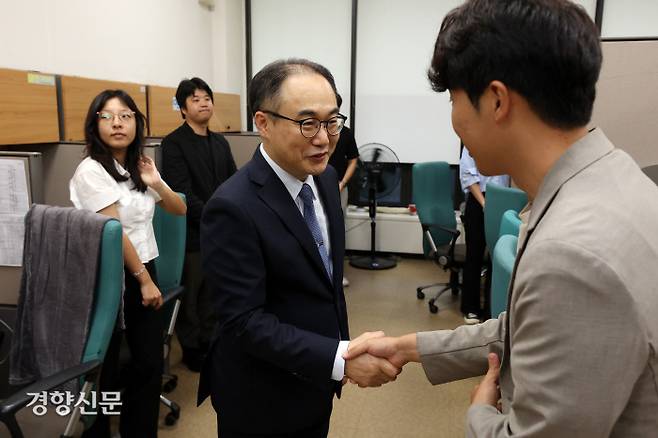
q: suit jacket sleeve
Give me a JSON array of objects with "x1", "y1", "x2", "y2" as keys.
[
  {"x1": 466, "y1": 240, "x2": 647, "y2": 437},
  {"x1": 161, "y1": 135, "x2": 206, "y2": 226},
  {"x1": 418, "y1": 313, "x2": 506, "y2": 384},
  {"x1": 201, "y1": 194, "x2": 339, "y2": 383}
]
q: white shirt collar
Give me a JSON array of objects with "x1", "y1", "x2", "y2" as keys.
[
  {"x1": 260, "y1": 144, "x2": 316, "y2": 201},
  {"x1": 114, "y1": 159, "x2": 130, "y2": 177}
]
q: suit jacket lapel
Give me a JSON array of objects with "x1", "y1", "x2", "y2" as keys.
[
  {"x1": 502, "y1": 128, "x2": 616, "y2": 374},
  {"x1": 249, "y1": 150, "x2": 334, "y2": 290},
  {"x1": 314, "y1": 173, "x2": 342, "y2": 288}
]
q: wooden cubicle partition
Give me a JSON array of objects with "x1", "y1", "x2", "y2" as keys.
[
  {"x1": 148, "y1": 86, "x2": 242, "y2": 137},
  {"x1": 0, "y1": 68, "x2": 59, "y2": 145},
  {"x1": 209, "y1": 92, "x2": 241, "y2": 133},
  {"x1": 148, "y1": 86, "x2": 181, "y2": 137},
  {"x1": 60, "y1": 76, "x2": 147, "y2": 142}
]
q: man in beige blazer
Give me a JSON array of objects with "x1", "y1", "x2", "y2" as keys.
[{"x1": 345, "y1": 0, "x2": 658, "y2": 436}]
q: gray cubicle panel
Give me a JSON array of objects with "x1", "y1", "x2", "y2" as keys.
[
  {"x1": 0, "y1": 151, "x2": 43, "y2": 306},
  {"x1": 148, "y1": 131, "x2": 261, "y2": 172},
  {"x1": 223, "y1": 132, "x2": 261, "y2": 169}
]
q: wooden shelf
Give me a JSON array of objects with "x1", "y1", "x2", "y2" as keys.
[
  {"x1": 60, "y1": 76, "x2": 147, "y2": 142},
  {"x1": 0, "y1": 69, "x2": 59, "y2": 145}
]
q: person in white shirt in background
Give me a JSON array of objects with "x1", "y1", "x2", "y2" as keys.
[
  {"x1": 459, "y1": 146, "x2": 509, "y2": 324},
  {"x1": 70, "y1": 89, "x2": 186, "y2": 438}
]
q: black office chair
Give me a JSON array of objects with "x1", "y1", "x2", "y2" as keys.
[{"x1": 412, "y1": 162, "x2": 466, "y2": 314}]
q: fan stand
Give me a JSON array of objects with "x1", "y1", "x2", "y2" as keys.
[{"x1": 349, "y1": 169, "x2": 397, "y2": 270}]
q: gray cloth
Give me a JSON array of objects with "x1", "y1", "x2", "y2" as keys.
[
  {"x1": 9, "y1": 205, "x2": 109, "y2": 390},
  {"x1": 418, "y1": 129, "x2": 658, "y2": 437}
]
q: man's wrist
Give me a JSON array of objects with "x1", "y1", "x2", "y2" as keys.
[
  {"x1": 332, "y1": 340, "x2": 350, "y2": 380},
  {"x1": 397, "y1": 334, "x2": 420, "y2": 363}
]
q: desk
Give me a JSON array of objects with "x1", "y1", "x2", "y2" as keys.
[{"x1": 345, "y1": 207, "x2": 465, "y2": 255}]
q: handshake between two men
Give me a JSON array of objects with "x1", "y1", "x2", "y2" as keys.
[{"x1": 341, "y1": 331, "x2": 502, "y2": 411}]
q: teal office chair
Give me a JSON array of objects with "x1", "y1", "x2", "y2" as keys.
[
  {"x1": 498, "y1": 209, "x2": 522, "y2": 240},
  {"x1": 0, "y1": 218, "x2": 123, "y2": 438},
  {"x1": 412, "y1": 162, "x2": 465, "y2": 314},
  {"x1": 483, "y1": 183, "x2": 527, "y2": 252},
  {"x1": 490, "y1": 234, "x2": 518, "y2": 318},
  {"x1": 152, "y1": 193, "x2": 186, "y2": 426},
  {"x1": 482, "y1": 183, "x2": 526, "y2": 318}
]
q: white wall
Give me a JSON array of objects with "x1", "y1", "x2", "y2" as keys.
[
  {"x1": 250, "y1": 0, "x2": 353, "y2": 122},
  {"x1": 212, "y1": 0, "x2": 248, "y2": 128},
  {"x1": 355, "y1": 0, "x2": 464, "y2": 164},
  {"x1": 602, "y1": 0, "x2": 658, "y2": 38},
  {"x1": 0, "y1": 0, "x2": 215, "y2": 87}
]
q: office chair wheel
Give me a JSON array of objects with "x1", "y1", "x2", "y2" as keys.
[
  {"x1": 416, "y1": 288, "x2": 425, "y2": 299},
  {"x1": 163, "y1": 376, "x2": 178, "y2": 393},
  {"x1": 428, "y1": 300, "x2": 438, "y2": 314},
  {"x1": 165, "y1": 402, "x2": 181, "y2": 426}
]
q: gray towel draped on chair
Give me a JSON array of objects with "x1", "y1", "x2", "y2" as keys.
[{"x1": 9, "y1": 205, "x2": 109, "y2": 391}]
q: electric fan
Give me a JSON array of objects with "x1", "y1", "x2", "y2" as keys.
[{"x1": 349, "y1": 143, "x2": 400, "y2": 270}]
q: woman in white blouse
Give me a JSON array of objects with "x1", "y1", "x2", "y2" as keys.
[{"x1": 70, "y1": 89, "x2": 186, "y2": 438}]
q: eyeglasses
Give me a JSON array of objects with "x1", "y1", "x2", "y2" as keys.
[
  {"x1": 97, "y1": 111, "x2": 135, "y2": 123},
  {"x1": 261, "y1": 110, "x2": 347, "y2": 138}
]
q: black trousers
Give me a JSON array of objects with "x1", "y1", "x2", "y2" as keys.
[
  {"x1": 175, "y1": 251, "x2": 217, "y2": 352},
  {"x1": 82, "y1": 261, "x2": 164, "y2": 438},
  {"x1": 217, "y1": 415, "x2": 331, "y2": 438},
  {"x1": 461, "y1": 193, "x2": 487, "y2": 316}
]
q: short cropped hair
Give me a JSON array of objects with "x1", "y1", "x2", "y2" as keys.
[
  {"x1": 248, "y1": 58, "x2": 338, "y2": 117},
  {"x1": 175, "y1": 77, "x2": 214, "y2": 119},
  {"x1": 428, "y1": 0, "x2": 602, "y2": 129}
]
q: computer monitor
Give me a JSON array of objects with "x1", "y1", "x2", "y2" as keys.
[{"x1": 347, "y1": 162, "x2": 413, "y2": 208}]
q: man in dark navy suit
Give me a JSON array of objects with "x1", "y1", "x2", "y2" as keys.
[{"x1": 198, "y1": 59, "x2": 399, "y2": 438}]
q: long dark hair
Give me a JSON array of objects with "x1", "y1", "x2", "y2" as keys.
[{"x1": 84, "y1": 89, "x2": 148, "y2": 192}]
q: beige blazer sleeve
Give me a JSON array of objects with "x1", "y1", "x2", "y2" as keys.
[
  {"x1": 418, "y1": 313, "x2": 506, "y2": 384},
  {"x1": 466, "y1": 240, "x2": 648, "y2": 437}
]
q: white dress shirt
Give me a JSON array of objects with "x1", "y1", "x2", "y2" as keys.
[
  {"x1": 260, "y1": 145, "x2": 349, "y2": 381},
  {"x1": 460, "y1": 146, "x2": 510, "y2": 193},
  {"x1": 69, "y1": 156, "x2": 163, "y2": 263}
]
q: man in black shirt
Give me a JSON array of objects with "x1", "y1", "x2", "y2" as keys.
[
  {"x1": 328, "y1": 94, "x2": 359, "y2": 287},
  {"x1": 161, "y1": 77, "x2": 237, "y2": 371}
]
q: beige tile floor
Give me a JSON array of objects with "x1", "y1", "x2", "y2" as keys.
[{"x1": 156, "y1": 257, "x2": 479, "y2": 438}]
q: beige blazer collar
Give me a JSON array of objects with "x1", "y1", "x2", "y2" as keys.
[{"x1": 526, "y1": 128, "x2": 615, "y2": 235}]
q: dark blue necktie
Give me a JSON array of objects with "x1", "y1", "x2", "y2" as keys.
[{"x1": 299, "y1": 183, "x2": 332, "y2": 281}]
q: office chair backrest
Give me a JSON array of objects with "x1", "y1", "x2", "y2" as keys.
[
  {"x1": 81, "y1": 219, "x2": 123, "y2": 364},
  {"x1": 491, "y1": 234, "x2": 518, "y2": 318},
  {"x1": 484, "y1": 183, "x2": 527, "y2": 252},
  {"x1": 641, "y1": 164, "x2": 658, "y2": 186},
  {"x1": 153, "y1": 193, "x2": 187, "y2": 291},
  {"x1": 412, "y1": 162, "x2": 456, "y2": 253},
  {"x1": 498, "y1": 209, "x2": 522, "y2": 238}
]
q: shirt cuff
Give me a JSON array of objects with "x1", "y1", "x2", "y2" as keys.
[{"x1": 331, "y1": 340, "x2": 350, "y2": 381}]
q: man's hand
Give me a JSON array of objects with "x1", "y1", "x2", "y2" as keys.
[
  {"x1": 470, "y1": 353, "x2": 501, "y2": 410},
  {"x1": 344, "y1": 333, "x2": 418, "y2": 369},
  {"x1": 344, "y1": 353, "x2": 400, "y2": 388},
  {"x1": 338, "y1": 181, "x2": 346, "y2": 192}
]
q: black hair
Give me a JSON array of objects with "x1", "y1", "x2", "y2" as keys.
[
  {"x1": 84, "y1": 89, "x2": 148, "y2": 192},
  {"x1": 428, "y1": 0, "x2": 602, "y2": 129},
  {"x1": 175, "y1": 77, "x2": 214, "y2": 119},
  {"x1": 248, "y1": 58, "x2": 338, "y2": 117},
  {"x1": 336, "y1": 93, "x2": 343, "y2": 108}
]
